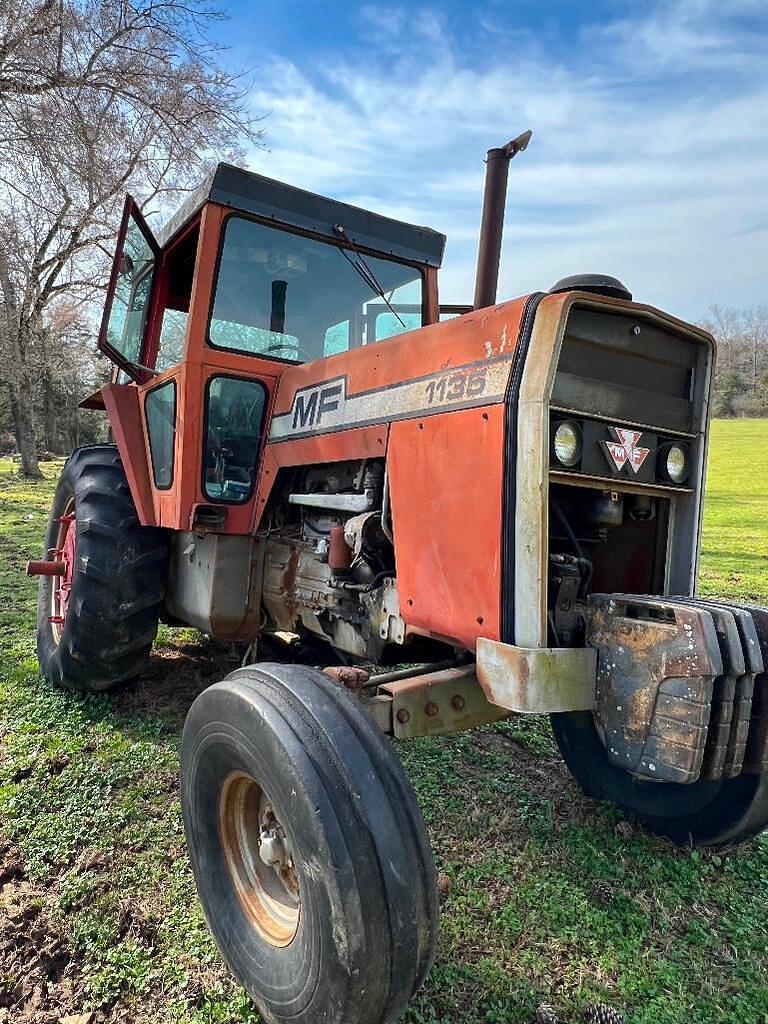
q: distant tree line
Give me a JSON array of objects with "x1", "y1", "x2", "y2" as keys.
[
  {"x1": 0, "y1": 301, "x2": 107, "y2": 457},
  {"x1": 700, "y1": 306, "x2": 768, "y2": 418},
  {"x1": 0, "y1": 0, "x2": 260, "y2": 476}
]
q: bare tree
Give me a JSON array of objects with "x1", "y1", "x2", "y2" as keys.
[
  {"x1": 700, "y1": 305, "x2": 768, "y2": 417},
  {"x1": 742, "y1": 307, "x2": 768, "y2": 389},
  {"x1": 0, "y1": 1, "x2": 260, "y2": 475},
  {"x1": 703, "y1": 305, "x2": 740, "y2": 374},
  {"x1": 33, "y1": 301, "x2": 106, "y2": 452}
]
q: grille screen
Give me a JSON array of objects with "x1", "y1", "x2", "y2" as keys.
[{"x1": 552, "y1": 308, "x2": 700, "y2": 433}]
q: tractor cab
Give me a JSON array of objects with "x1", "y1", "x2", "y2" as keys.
[{"x1": 92, "y1": 164, "x2": 446, "y2": 533}]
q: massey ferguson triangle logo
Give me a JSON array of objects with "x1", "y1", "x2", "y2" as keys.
[{"x1": 602, "y1": 427, "x2": 650, "y2": 474}]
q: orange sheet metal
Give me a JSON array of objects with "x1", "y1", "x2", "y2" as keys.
[
  {"x1": 101, "y1": 383, "x2": 156, "y2": 527},
  {"x1": 269, "y1": 298, "x2": 528, "y2": 425},
  {"x1": 388, "y1": 403, "x2": 507, "y2": 651}
]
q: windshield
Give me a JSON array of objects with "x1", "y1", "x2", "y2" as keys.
[{"x1": 208, "y1": 215, "x2": 424, "y2": 362}]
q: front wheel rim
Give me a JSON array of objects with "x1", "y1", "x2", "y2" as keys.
[
  {"x1": 50, "y1": 499, "x2": 76, "y2": 644},
  {"x1": 219, "y1": 770, "x2": 301, "y2": 947}
]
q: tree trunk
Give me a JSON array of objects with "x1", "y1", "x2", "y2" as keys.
[
  {"x1": 0, "y1": 250, "x2": 40, "y2": 475},
  {"x1": 42, "y1": 371, "x2": 57, "y2": 452},
  {"x1": 8, "y1": 383, "x2": 42, "y2": 477},
  {"x1": 68, "y1": 395, "x2": 80, "y2": 449}
]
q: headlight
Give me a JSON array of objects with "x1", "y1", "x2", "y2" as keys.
[
  {"x1": 552, "y1": 420, "x2": 582, "y2": 467},
  {"x1": 663, "y1": 443, "x2": 689, "y2": 484}
]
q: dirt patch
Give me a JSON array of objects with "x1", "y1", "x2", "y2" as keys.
[
  {"x1": 101, "y1": 633, "x2": 346, "y2": 737},
  {"x1": 106, "y1": 639, "x2": 243, "y2": 730},
  {"x1": 0, "y1": 839, "x2": 94, "y2": 1024},
  {"x1": 472, "y1": 727, "x2": 573, "y2": 794},
  {"x1": 469, "y1": 725, "x2": 621, "y2": 838},
  {"x1": 115, "y1": 899, "x2": 160, "y2": 947}
]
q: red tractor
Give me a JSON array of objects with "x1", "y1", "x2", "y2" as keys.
[{"x1": 29, "y1": 135, "x2": 768, "y2": 1023}]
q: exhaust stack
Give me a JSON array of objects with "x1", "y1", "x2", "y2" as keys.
[{"x1": 473, "y1": 130, "x2": 532, "y2": 311}]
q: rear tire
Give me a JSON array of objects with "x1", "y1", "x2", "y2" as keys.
[
  {"x1": 36, "y1": 444, "x2": 168, "y2": 693},
  {"x1": 181, "y1": 663, "x2": 438, "y2": 1024},
  {"x1": 552, "y1": 710, "x2": 768, "y2": 846}
]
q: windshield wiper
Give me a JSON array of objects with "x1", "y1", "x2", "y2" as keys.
[{"x1": 332, "y1": 224, "x2": 407, "y2": 331}]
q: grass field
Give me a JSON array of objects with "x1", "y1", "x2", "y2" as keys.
[{"x1": 2, "y1": 420, "x2": 768, "y2": 1024}]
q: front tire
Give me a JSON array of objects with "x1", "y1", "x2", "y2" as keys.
[
  {"x1": 552, "y1": 711, "x2": 768, "y2": 846},
  {"x1": 37, "y1": 444, "x2": 168, "y2": 693},
  {"x1": 181, "y1": 663, "x2": 438, "y2": 1024}
]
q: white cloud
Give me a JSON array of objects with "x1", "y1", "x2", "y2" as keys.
[
  {"x1": 600, "y1": 0, "x2": 766, "y2": 73},
  {"x1": 245, "y1": 1, "x2": 768, "y2": 320}
]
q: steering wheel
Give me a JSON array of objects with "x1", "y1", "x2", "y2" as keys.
[{"x1": 265, "y1": 341, "x2": 315, "y2": 362}]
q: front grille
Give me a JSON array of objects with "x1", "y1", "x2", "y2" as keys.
[{"x1": 552, "y1": 307, "x2": 702, "y2": 434}]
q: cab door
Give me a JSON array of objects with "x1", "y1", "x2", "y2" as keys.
[
  {"x1": 98, "y1": 195, "x2": 160, "y2": 380},
  {"x1": 98, "y1": 196, "x2": 186, "y2": 529}
]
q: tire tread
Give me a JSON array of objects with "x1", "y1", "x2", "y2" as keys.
[{"x1": 36, "y1": 444, "x2": 168, "y2": 693}]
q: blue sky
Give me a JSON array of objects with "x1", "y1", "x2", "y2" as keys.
[{"x1": 213, "y1": 0, "x2": 767, "y2": 321}]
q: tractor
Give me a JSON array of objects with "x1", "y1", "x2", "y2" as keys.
[{"x1": 27, "y1": 132, "x2": 768, "y2": 1024}]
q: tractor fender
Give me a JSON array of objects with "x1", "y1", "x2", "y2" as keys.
[{"x1": 101, "y1": 383, "x2": 156, "y2": 526}]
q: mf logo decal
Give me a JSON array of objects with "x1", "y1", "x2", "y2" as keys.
[
  {"x1": 601, "y1": 427, "x2": 651, "y2": 475},
  {"x1": 289, "y1": 377, "x2": 347, "y2": 431}
]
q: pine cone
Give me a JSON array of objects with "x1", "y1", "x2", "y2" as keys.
[
  {"x1": 583, "y1": 1003, "x2": 625, "y2": 1024},
  {"x1": 536, "y1": 1004, "x2": 559, "y2": 1024},
  {"x1": 591, "y1": 879, "x2": 615, "y2": 906}
]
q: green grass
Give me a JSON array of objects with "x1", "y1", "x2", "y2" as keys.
[
  {"x1": 699, "y1": 419, "x2": 768, "y2": 601},
  {"x1": 2, "y1": 424, "x2": 768, "y2": 1024}
]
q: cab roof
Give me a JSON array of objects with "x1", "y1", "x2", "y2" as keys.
[{"x1": 158, "y1": 162, "x2": 446, "y2": 268}]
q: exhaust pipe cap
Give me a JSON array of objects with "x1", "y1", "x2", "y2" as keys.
[{"x1": 550, "y1": 273, "x2": 632, "y2": 301}]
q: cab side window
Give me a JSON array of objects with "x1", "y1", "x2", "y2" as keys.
[
  {"x1": 145, "y1": 381, "x2": 177, "y2": 488},
  {"x1": 203, "y1": 377, "x2": 267, "y2": 503},
  {"x1": 155, "y1": 225, "x2": 200, "y2": 372}
]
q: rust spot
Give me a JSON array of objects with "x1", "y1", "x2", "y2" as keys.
[
  {"x1": 282, "y1": 545, "x2": 301, "y2": 620},
  {"x1": 587, "y1": 595, "x2": 722, "y2": 784},
  {"x1": 26, "y1": 560, "x2": 65, "y2": 577},
  {"x1": 322, "y1": 666, "x2": 370, "y2": 692},
  {"x1": 425, "y1": 702, "x2": 438, "y2": 717}
]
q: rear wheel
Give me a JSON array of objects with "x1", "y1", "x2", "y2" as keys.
[
  {"x1": 181, "y1": 663, "x2": 438, "y2": 1024},
  {"x1": 552, "y1": 711, "x2": 768, "y2": 846},
  {"x1": 36, "y1": 444, "x2": 168, "y2": 693}
]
